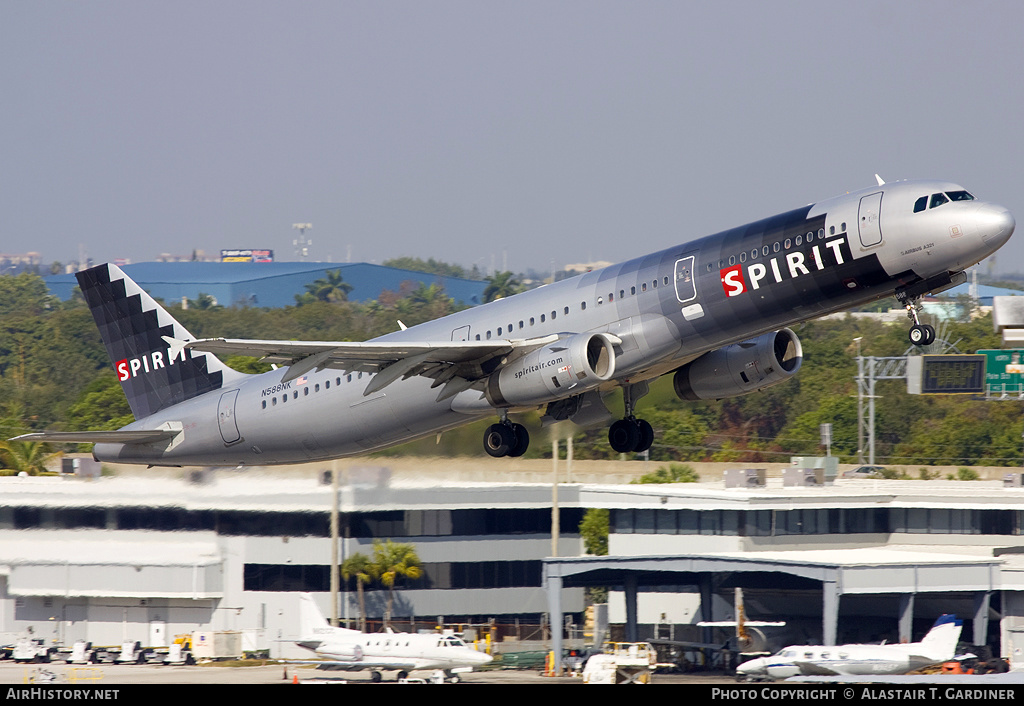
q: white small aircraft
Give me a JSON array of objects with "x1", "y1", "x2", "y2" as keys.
[
  {"x1": 735, "y1": 614, "x2": 963, "y2": 680},
  {"x1": 289, "y1": 593, "x2": 492, "y2": 683}
]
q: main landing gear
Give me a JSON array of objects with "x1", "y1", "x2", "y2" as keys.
[
  {"x1": 608, "y1": 381, "x2": 654, "y2": 454},
  {"x1": 900, "y1": 296, "x2": 935, "y2": 346},
  {"x1": 483, "y1": 413, "x2": 530, "y2": 458}
]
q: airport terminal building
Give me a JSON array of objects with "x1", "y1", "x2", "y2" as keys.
[{"x1": 4, "y1": 465, "x2": 1024, "y2": 665}]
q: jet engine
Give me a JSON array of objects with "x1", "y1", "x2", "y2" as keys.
[
  {"x1": 673, "y1": 329, "x2": 802, "y2": 401},
  {"x1": 316, "y1": 642, "x2": 364, "y2": 661},
  {"x1": 485, "y1": 332, "x2": 617, "y2": 407}
]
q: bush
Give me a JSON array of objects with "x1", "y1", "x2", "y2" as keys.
[{"x1": 632, "y1": 463, "x2": 700, "y2": 484}]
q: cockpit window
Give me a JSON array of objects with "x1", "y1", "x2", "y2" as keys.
[
  {"x1": 913, "y1": 196, "x2": 927, "y2": 213},
  {"x1": 946, "y1": 190, "x2": 975, "y2": 202},
  {"x1": 930, "y1": 193, "x2": 949, "y2": 209}
]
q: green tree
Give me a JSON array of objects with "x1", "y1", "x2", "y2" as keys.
[
  {"x1": 371, "y1": 539, "x2": 423, "y2": 627},
  {"x1": 66, "y1": 376, "x2": 134, "y2": 431},
  {"x1": 579, "y1": 508, "x2": 609, "y2": 556},
  {"x1": 298, "y1": 270, "x2": 354, "y2": 305},
  {"x1": 381, "y1": 257, "x2": 480, "y2": 280},
  {"x1": 0, "y1": 404, "x2": 60, "y2": 474},
  {"x1": 187, "y1": 293, "x2": 222, "y2": 310},
  {"x1": 579, "y1": 508, "x2": 610, "y2": 604},
  {"x1": 483, "y1": 271, "x2": 522, "y2": 302},
  {"x1": 341, "y1": 552, "x2": 376, "y2": 632},
  {"x1": 631, "y1": 463, "x2": 700, "y2": 484}
]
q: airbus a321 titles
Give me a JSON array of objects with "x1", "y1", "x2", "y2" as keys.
[{"x1": 16, "y1": 177, "x2": 1014, "y2": 464}]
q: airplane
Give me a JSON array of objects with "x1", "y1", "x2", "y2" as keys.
[
  {"x1": 14, "y1": 177, "x2": 1015, "y2": 464},
  {"x1": 288, "y1": 592, "x2": 492, "y2": 682},
  {"x1": 735, "y1": 614, "x2": 963, "y2": 680}
]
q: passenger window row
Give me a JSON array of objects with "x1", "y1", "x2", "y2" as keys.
[
  {"x1": 473, "y1": 277, "x2": 671, "y2": 340},
  {"x1": 262, "y1": 373, "x2": 364, "y2": 409},
  {"x1": 707, "y1": 227, "x2": 842, "y2": 270}
]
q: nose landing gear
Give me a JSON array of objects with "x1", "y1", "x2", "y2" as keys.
[{"x1": 900, "y1": 296, "x2": 935, "y2": 346}]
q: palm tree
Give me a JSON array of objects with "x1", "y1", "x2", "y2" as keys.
[
  {"x1": 341, "y1": 552, "x2": 376, "y2": 632},
  {"x1": 303, "y1": 270, "x2": 354, "y2": 304},
  {"x1": 371, "y1": 539, "x2": 423, "y2": 628},
  {"x1": 0, "y1": 405, "x2": 60, "y2": 475},
  {"x1": 483, "y1": 271, "x2": 522, "y2": 302}
]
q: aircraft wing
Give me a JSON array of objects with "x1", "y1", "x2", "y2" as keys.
[
  {"x1": 284, "y1": 658, "x2": 421, "y2": 671},
  {"x1": 791, "y1": 661, "x2": 841, "y2": 676},
  {"x1": 10, "y1": 430, "x2": 178, "y2": 445},
  {"x1": 167, "y1": 334, "x2": 561, "y2": 399}
]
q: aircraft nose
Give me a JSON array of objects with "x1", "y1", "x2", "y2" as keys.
[
  {"x1": 974, "y1": 203, "x2": 1015, "y2": 249},
  {"x1": 736, "y1": 657, "x2": 763, "y2": 674}
]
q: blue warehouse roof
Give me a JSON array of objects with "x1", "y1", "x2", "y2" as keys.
[{"x1": 44, "y1": 262, "x2": 488, "y2": 309}]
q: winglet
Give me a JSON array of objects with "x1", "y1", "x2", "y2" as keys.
[
  {"x1": 161, "y1": 336, "x2": 189, "y2": 362},
  {"x1": 875, "y1": 174, "x2": 885, "y2": 186}
]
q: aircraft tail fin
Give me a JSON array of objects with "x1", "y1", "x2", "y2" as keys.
[
  {"x1": 919, "y1": 614, "x2": 963, "y2": 660},
  {"x1": 297, "y1": 592, "x2": 360, "y2": 639},
  {"x1": 76, "y1": 264, "x2": 246, "y2": 420},
  {"x1": 298, "y1": 592, "x2": 331, "y2": 635}
]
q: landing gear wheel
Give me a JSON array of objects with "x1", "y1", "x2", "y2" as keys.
[
  {"x1": 922, "y1": 324, "x2": 935, "y2": 345},
  {"x1": 507, "y1": 423, "x2": 530, "y2": 457},
  {"x1": 909, "y1": 324, "x2": 935, "y2": 346},
  {"x1": 609, "y1": 419, "x2": 640, "y2": 453},
  {"x1": 634, "y1": 419, "x2": 654, "y2": 453},
  {"x1": 483, "y1": 423, "x2": 515, "y2": 457},
  {"x1": 484, "y1": 422, "x2": 530, "y2": 458}
]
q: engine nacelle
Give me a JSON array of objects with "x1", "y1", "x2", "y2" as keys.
[
  {"x1": 673, "y1": 328, "x2": 802, "y2": 401},
  {"x1": 485, "y1": 332, "x2": 617, "y2": 407},
  {"x1": 316, "y1": 641, "x2": 364, "y2": 661}
]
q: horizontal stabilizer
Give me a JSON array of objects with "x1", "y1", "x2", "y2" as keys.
[{"x1": 11, "y1": 430, "x2": 178, "y2": 445}]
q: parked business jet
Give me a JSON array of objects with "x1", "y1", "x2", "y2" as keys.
[
  {"x1": 16, "y1": 178, "x2": 1014, "y2": 464},
  {"x1": 735, "y1": 614, "x2": 963, "y2": 679},
  {"x1": 289, "y1": 593, "x2": 491, "y2": 682}
]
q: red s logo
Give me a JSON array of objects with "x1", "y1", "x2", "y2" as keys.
[{"x1": 720, "y1": 265, "x2": 747, "y2": 297}]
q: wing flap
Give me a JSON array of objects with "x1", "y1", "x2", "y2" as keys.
[
  {"x1": 792, "y1": 660, "x2": 840, "y2": 676},
  {"x1": 172, "y1": 334, "x2": 561, "y2": 396},
  {"x1": 11, "y1": 430, "x2": 178, "y2": 445}
]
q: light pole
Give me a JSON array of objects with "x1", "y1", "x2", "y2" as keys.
[
  {"x1": 853, "y1": 337, "x2": 863, "y2": 464},
  {"x1": 292, "y1": 223, "x2": 312, "y2": 260}
]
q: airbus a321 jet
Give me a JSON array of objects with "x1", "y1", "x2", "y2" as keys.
[{"x1": 16, "y1": 178, "x2": 1015, "y2": 465}]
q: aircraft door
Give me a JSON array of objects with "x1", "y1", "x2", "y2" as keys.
[
  {"x1": 217, "y1": 389, "x2": 241, "y2": 444},
  {"x1": 451, "y1": 325, "x2": 471, "y2": 341},
  {"x1": 674, "y1": 255, "x2": 705, "y2": 321},
  {"x1": 858, "y1": 192, "x2": 884, "y2": 247},
  {"x1": 674, "y1": 256, "x2": 697, "y2": 303}
]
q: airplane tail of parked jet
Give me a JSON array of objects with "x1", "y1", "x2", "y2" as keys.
[
  {"x1": 918, "y1": 613, "x2": 963, "y2": 661},
  {"x1": 297, "y1": 592, "x2": 360, "y2": 642},
  {"x1": 736, "y1": 613, "x2": 964, "y2": 679},
  {"x1": 77, "y1": 263, "x2": 247, "y2": 420}
]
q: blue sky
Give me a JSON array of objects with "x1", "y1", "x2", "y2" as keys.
[{"x1": 3, "y1": 1, "x2": 1023, "y2": 275}]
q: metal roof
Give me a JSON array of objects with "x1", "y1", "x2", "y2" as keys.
[{"x1": 43, "y1": 261, "x2": 489, "y2": 308}]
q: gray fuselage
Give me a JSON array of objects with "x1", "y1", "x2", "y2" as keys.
[{"x1": 98, "y1": 180, "x2": 1014, "y2": 465}]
